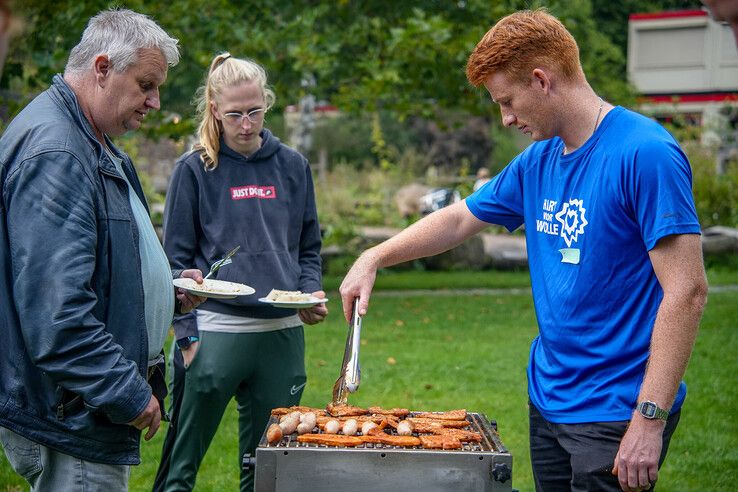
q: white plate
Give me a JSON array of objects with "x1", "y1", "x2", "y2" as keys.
[
  {"x1": 173, "y1": 278, "x2": 255, "y2": 299},
  {"x1": 258, "y1": 296, "x2": 329, "y2": 309}
]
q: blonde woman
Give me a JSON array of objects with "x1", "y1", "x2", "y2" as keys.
[{"x1": 154, "y1": 53, "x2": 327, "y2": 491}]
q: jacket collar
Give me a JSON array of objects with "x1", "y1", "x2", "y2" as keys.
[{"x1": 48, "y1": 74, "x2": 124, "y2": 176}]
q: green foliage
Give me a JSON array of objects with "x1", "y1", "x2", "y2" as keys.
[
  {"x1": 322, "y1": 253, "x2": 360, "y2": 278},
  {"x1": 316, "y1": 163, "x2": 407, "y2": 228},
  {"x1": 310, "y1": 116, "x2": 375, "y2": 167},
  {"x1": 485, "y1": 114, "x2": 528, "y2": 171},
  {"x1": 5, "y1": 0, "x2": 642, "y2": 132},
  {"x1": 111, "y1": 135, "x2": 164, "y2": 211},
  {"x1": 137, "y1": 111, "x2": 197, "y2": 143},
  {"x1": 657, "y1": 115, "x2": 738, "y2": 228},
  {"x1": 370, "y1": 111, "x2": 392, "y2": 171},
  {"x1": 6, "y1": 0, "x2": 733, "y2": 231},
  {"x1": 687, "y1": 143, "x2": 738, "y2": 228},
  {"x1": 704, "y1": 253, "x2": 738, "y2": 280}
]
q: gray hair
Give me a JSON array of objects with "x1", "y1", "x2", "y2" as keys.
[{"x1": 65, "y1": 8, "x2": 179, "y2": 75}]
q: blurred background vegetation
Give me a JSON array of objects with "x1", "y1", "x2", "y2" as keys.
[
  {"x1": 1, "y1": 1, "x2": 737, "y2": 489},
  {"x1": 1, "y1": 0, "x2": 735, "y2": 268}
]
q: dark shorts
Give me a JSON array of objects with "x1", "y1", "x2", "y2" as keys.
[{"x1": 529, "y1": 401, "x2": 680, "y2": 492}]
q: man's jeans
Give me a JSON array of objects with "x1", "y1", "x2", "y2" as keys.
[{"x1": 0, "y1": 426, "x2": 129, "y2": 491}]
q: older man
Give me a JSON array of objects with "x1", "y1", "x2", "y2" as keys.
[
  {"x1": 0, "y1": 8, "x2": 204, "y2": 491},
  {"x1": 340, "y1": 9, "x2": 707, "y2": 492}
]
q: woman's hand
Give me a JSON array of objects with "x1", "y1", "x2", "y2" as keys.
[{"x1": 298, "y1": 290, "x2": 328, "y2": 325}]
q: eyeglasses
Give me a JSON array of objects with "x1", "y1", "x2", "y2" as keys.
[{"x1": 222, "y1": 108, "x2": 265, "y2": 126}]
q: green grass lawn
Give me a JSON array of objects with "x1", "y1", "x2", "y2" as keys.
[{"x1": 1, "y1": 267, "x2": 736, "y2": 491}]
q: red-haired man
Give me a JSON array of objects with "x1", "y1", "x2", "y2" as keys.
[{"x1": 341, "y1": 9, "x2": 707, "y2": 492}]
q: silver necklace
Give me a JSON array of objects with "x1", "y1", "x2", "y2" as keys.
[
  {"x1": 564, "y1": 97, "x2": 605, "y2": 155},
  {"x1": 593, "y1": 97, "x2": 604, "y2": 134}
]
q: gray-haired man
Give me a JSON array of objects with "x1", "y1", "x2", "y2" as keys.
[{"x1": 0, "y1": 8, "x2": 204, "y2": 490}]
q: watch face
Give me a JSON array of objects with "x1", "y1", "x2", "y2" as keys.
[{"x1": 641, "y1": 402, "x2": 657, "y2": 418}]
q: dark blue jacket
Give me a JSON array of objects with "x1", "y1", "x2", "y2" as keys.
[
  {"x1": 163, "y1": 133, "x2": 322, "y2": 340},
  {"x1": 0, "y1": 75, "x2": 157, "y2": 464}
]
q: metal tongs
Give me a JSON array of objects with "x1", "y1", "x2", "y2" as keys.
[
  {"x1": 331, "y1": 298, "x2": 362, "y2": 405},
  {"x1": 204, "y1": 245, "x2": 240, "y2": 279}
]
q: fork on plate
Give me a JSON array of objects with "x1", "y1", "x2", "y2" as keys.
[{"x1": 204, "y1": 245, "x2": 240, "y2": 279}]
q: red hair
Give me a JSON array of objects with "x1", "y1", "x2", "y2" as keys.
[{"x1": 466, "y1": 9, "x2": 583, "y2": 87}]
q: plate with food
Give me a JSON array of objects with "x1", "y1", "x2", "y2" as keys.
[
  {"x1": 258, "y1": 289, "x2": 329, "y2": 308},
  {"x1": 173, "y1": 278, "x2": 255, "y2": 299}
]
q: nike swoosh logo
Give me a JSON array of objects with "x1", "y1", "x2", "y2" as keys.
[{"x1": 290, "y1": 382, "x2": 307, "y2": 395}]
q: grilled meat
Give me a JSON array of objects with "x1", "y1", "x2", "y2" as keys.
[
  {"x1": 297, "y1": 434, "x2": 364, "y2": 447},
  {"x1": 407, "y1": 417, "x2": 470, "y2": 428},
  {"x1": 367, "y1": 406, "x2": 410, "y2": 417},
  {"x1": 414, "y1": 409, "x2": 467, "y2": 420},
  {"x1": 272, "y1": 406, "x2": 328, "y2": 417},
  {"x1": 360, "y1": 433, "x2": 422, "y2": 447},
  {"x1": 429, "y1": 427, "x2": 482, "y2": 442},
  {"x1": 326, "y1": 403, "x2": 368, "y2": 417},
  {"x1": 419, "y1": 434, "x2": 463, "y2": 450}
]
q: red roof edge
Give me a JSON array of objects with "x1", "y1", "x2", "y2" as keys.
[
  {"x1": 629, "y1": 9, "x2": 708, "y2": 21},
  {"x1": 638, "y1": 93, "x2": 738, "y2": 104}
]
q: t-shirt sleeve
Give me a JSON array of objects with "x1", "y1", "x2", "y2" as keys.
[
  {"x1": 626, "y1": 138, "x2": 701, "y2": 251},
  {"x1": 465, "y1": 155, "x2": 525, "y2": 232}
]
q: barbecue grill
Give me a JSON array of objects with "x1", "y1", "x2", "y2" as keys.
[{"x1": 244, "y1": 411, "x2": 513, "y2": 491}]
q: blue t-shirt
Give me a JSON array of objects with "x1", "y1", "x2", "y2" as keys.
[{"x1": 466, "y1": 107, "x2": 700, "y2": 423}]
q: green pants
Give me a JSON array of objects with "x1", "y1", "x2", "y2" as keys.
[{"x1": 161, "y1": 327, "x2": 306, "y2": 491}]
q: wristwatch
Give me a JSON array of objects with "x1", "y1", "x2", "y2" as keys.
[
  {"x1": 636, "y1": 401, "x2": 669, "y2": 421},
  {"x1": 176, "y1": 335, "x2": 199, "y2": 350}
]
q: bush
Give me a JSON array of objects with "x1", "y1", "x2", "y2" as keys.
[{"x1": 687, "y1": 143, "x2": 738, "y2": 228}]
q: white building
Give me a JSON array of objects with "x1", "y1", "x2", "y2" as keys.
[{"x1": 628, "y1": 8, "x2": 738, "y2": 157}]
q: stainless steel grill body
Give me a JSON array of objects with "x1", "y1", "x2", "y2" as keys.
[{"x1": 253, "y1": 412, "x2": 513, "y2": 492}]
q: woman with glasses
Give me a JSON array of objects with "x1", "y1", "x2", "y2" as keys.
[{"x1": 153, "y1": 53, "x2": 327, "y2": 492}]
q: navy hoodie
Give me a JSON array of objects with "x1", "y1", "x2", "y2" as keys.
[{"x1": 163, "y1": 129, "x2": 322, "y2": 339}]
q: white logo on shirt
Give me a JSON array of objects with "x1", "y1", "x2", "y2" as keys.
[
  {"x1": 554, "y1": 199, "x2": 588, "y2": 247},
  {"x1": 290, "y1": 382, "x2": 307, "y2": 395}
]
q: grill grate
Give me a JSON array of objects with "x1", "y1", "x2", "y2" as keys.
[
  {"x1": 253, "y1": 411, "x2": 514, "y2": 491},
  {"x1": 260, "y1": 411, "x2": 507, "y2": 454}
]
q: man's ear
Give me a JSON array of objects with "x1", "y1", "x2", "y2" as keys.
[
  {"x1": 94, "y1": 55, "x2": 111, "y2": 87},
  {"x1": 210, "y1": 100, "x2": 219, "y2": 120},
  {"x1": 531, "y1": 68, "x2": 551, "y2": 94}
]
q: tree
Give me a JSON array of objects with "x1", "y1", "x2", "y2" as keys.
[{"x1": 4, "y1": 0, "x2": 678, "y2": 136}]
